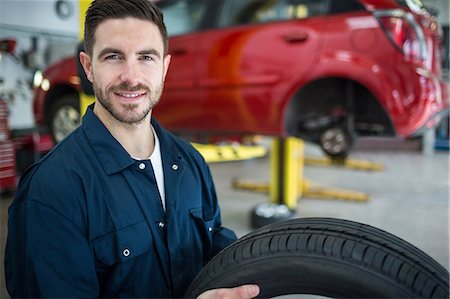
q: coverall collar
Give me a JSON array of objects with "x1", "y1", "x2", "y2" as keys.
[{"x1": 82, "y1": 104, "x2": 186, "y2": 175}]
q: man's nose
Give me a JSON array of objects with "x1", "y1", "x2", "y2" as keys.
[{"x1": 119, "y1": 60, "x2": 141, "y2": 85}]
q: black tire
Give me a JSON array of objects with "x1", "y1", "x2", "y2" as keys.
[
  {"x1": 319, "y1": 125, "x2": 354, "y2": 159},
  {"x1": 185, "y1": 218, "x2": 449, "y2": 298},
  {"x1": 250, "y1": 203, "x2": 296, "y2": 229},
  {"x1": 48, "y1": 94, "x2": 80, "y2": 143}
]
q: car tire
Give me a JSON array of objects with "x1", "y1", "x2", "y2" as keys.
[
  {"x1": 184, "y1": 218, "x2": 449, "y2": 298},
  {"x1": 319, "y1": 124, "x2": 354, "y2": 159},
  {"x1": 250, "y1": 203, "x2": 296, "y2": 229},
  {"x1": 48, "y1": 94, "x2": 80, "y2": 143}
]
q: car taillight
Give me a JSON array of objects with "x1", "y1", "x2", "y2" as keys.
[{"x1": 375, "y1": 9, "x2": 427, "y2": 65}]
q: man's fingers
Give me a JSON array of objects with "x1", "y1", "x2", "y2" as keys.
[
  {"x1": 197, "y1": 284, "x2": 260, "y2": 299},
  {"x1": 237, "y1": 284, "x2": 260, "y2": 298}
]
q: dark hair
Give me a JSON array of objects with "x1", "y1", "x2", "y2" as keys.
[{"x1": 84, "y1": 0, "x2": 168, "y2": 56}]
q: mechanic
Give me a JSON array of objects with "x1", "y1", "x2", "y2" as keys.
[{"x1": 4, "y1": 0, "x2": 260, "y2": 298}]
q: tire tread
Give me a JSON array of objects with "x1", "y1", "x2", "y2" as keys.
[{"x1": 185, "y1": 218, "x2": 449, "y2": 298}]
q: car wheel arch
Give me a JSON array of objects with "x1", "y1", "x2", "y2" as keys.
[
  {"x1": 284, "y1": 76, "x2": 394, "y2": 138},
  {"x1": 283, "y1": 76, "x2": 395, "y2": 157},
  {"x1": 43, "y1": 84, "x2": 80, "y2": 127}
]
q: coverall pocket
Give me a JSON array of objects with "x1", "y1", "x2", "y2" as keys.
[
  {"x1": 92, "y1": 221, "x2": 153, "y2": 266},
  {"x1": 189, "y1": 208, "x2": 214, "y2": 262}
]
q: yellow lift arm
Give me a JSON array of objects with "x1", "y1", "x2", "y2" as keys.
[
  {"x1": 192, "y1": 142, "x2": 267, "y2": 163},
  {"x1": 232, "y1": 138, "x2": 384, "y2": 228}
]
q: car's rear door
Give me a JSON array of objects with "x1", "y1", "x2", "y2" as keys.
[
  {"x1": 194, "y1": 0, "x2": 329, "y2": 135},
  {"x1": 154, "y1": 0, "x2": 207, "y2": 129}
]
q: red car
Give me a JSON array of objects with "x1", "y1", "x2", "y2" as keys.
[{"x1": 33, "y1": 0, "x2": 449, "y2": 157}]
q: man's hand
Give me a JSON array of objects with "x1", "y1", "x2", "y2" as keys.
[{"x1": 197, "y1": 284, "x2": 260, "y2": 299}]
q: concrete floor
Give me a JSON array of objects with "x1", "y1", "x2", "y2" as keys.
[
  {"x1": 0, "y1": 137, "x2": 449, "y2": 298},
  {"x1": 217, "y1": 138, "x2": 449, "y2": 268}
]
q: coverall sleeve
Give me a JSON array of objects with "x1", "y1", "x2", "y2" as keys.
[
  {"x1": 211, "y1": 226, "x2": 237, "y2": 256},
  {"x1": 203, "y1": 164, "x2": 238, "y2": 256},
  {"x1": 5, "y1": 200, "x2": 99, "y2": 298}
]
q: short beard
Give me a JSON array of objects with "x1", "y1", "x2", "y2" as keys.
[{"x1": 93, "y1": 81, "x2": 163, "y2": 125}]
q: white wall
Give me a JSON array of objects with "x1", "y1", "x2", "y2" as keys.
[
  {"x1": 0, "y1": 0, "x2": 79, "y2": 36},
  {"x1": 0, "y1": 0, "x2": 80, "y2": 129},
  {"x1": 423, "y1": 0, "x2": 449, "y2": 25}
]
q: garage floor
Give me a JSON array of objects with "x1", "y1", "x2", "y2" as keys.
[{"x1": 0, "y1": 137, "x2": 448, "y2": 298}]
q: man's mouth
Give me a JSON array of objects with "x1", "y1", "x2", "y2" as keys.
[
  {"x1": 116, "y1": 92, "x2": 146, "y2": 98},
  {"x1": 110, "y1": 83, "x2": 150, "y2": 103}
]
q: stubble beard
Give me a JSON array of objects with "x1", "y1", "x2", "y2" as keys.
[{"x1": 93, "y1": 80, "x2": 163, "y2": 125}]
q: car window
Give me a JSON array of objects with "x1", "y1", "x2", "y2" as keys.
[
  {"x1": 158, "y1": 0, "x2": 206, "y2": 36},
  {"x1": 218, "y1": 0, "x2": 329, "y2": 27},
  {"x1": 329, "y1": 0, "x2": 365, "y2": 15}
]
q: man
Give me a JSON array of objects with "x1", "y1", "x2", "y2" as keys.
[{"x1": 4, "y1": 0, "x2": 259, "y2": 297}]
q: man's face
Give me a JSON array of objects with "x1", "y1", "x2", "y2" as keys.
[{"x1": 80, "y1": 17, "x2": 170, "y2": 125}]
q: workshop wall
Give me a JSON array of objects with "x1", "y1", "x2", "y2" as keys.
[{"x1": 0, "y1": 0, "x2": 79, "y2": 129}]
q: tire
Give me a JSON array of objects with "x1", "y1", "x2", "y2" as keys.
[
  {"x1": 185, "y1": 218, "x2": 449, "y2": 298},
  {"x1": 319, "y1": 125, "x2": 354, "y2": 159},
  {"x1": 250, "y1": 203, "x2": 296, "y2": 229},
  {"x1": 48, "y1": 94, "x2": 80, "y2": 143}
]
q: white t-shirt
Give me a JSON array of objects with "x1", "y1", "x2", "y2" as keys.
[
  {"x1": 133, "y1": 125, "x2": 166, "y2": 210},
  {"x1": 149, "y1": 125, "x2": 166, "y2": 210}
]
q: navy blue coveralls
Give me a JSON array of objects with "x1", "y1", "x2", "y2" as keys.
[{"x1": 5, "y1": 106, "x2": 237, "y2": 298}]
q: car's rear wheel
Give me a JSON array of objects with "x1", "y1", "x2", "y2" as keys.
[
  {"x1": 185, "y1": 218, "x2": 449, "y2": 298},
  {"x1": 319, "y1": 124, "x2": 354, "y2": 159},
  {"x1": 48, "y1": 94, "x2": 80, "y2": 143}
]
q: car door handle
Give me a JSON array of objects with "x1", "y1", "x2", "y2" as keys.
[{"x1": 282, "y1": 32, "x2": 308, "y2": 44}]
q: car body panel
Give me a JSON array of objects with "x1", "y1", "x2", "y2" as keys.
[
  {"x1": 33, "y1": 56, "x2": 79, "y2": 124},
  {"x1": 33, "y1": 0, "x2": 449, "y2": 151},
  {"x1": 157, "y1": 14, "x2": 326, "y2": 135}
]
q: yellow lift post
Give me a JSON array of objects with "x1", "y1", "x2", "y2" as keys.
[
  {"x1": 79, "y1": 0, "x2": 96, "y2": 114},
  {"x1": 232, "y1": 137, "x2": 380, "y2": 228}
]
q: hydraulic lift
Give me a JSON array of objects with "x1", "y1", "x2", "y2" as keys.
[
  {"x1": 189, "y1": 135, "x2": 383, "y2": 229},
  {"x1": 230, "y1": 137, "x2": 384, "y2": 228}
]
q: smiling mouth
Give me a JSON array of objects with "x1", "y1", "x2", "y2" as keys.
[
  {"x1": 110, "y1": 82, "x2": 150, "y2": 102},
  {"x1": 116, "y1": 92, "x2": 146, "y2": 98},
  {"x1": 114, "y1": 92, "x2": 148, "y2": 103}
]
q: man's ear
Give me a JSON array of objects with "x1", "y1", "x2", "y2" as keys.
[
  {"x1": 163, "y1": 54, "x2": 171, "y2": 81},
  {"x1": 79, "y1": 51, "x2": 94, "y2": 82}
]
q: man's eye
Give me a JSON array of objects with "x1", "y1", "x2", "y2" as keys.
[
  {"x1": 105, "y1": 54, "x2": 121, "y2": 60},
  {"x1": 141, "y1": 55, "x2": 155, "y2": 61}
]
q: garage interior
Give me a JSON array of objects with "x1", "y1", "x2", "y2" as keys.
[
  {"x1": 200, "y1": 139, "x2": 450, "y2": 297},
  {"x1": 1, "y1": 137, "x2": 449, "y2": 298},
  {"x1": 0, "y1": 0, "x2": 449, "y2": 298}
]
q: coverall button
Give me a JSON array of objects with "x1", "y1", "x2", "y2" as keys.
[
  {"x1": 138, "y1": 163, "x2": 146, "y2": 170},
  {"x1": 171, "y1": 164, "x2": 178, "y2": 170},
  {"x1": 158, "y1": 221, "x2": 165, "y2": 228},
  {"x1": 208, "y1": 227, "x2": 213, "y2": 232},
  {"x1": 122, "y1": 248, "x2": 130, "y2": 257}
]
